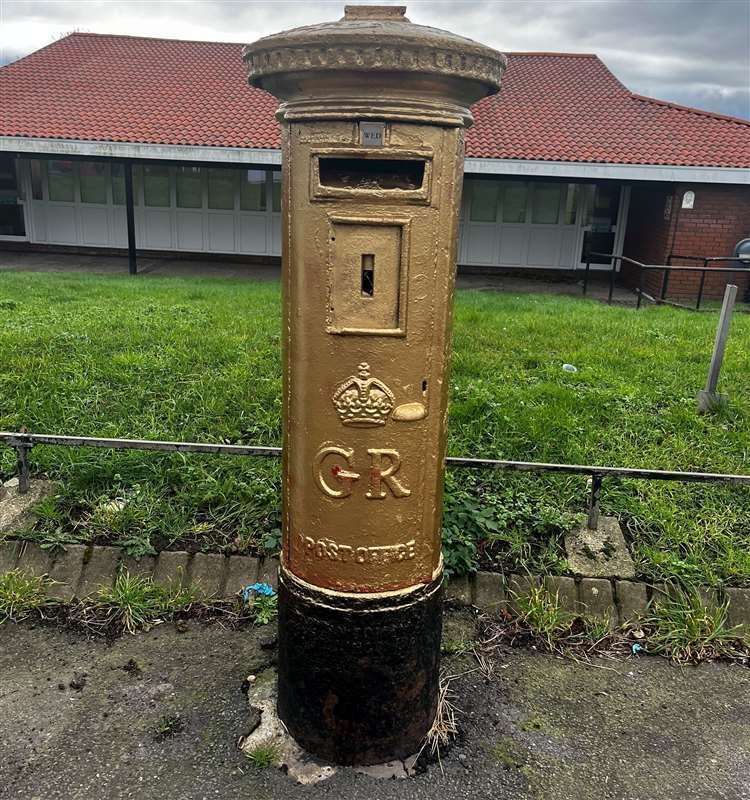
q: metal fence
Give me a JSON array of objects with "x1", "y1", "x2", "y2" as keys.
[
  {"x1": 3, "y1": 431, "x2": 749, "y2": 533},
  {"x1": 583, "y1": 252, "x2": 749, "y2": 310}
]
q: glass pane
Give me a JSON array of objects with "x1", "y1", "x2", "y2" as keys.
[
  {"x1": 271, "y1": 171, "x2": 281, "y2": 212},
  {"x1": 240, "y1": 169, "x2": 266, "y2": 211},
  {"x1": 30, "y1": 160, "x2": 43, "y2": 200},
  {"x1": 469, "y1": 180, "x2": 499, "y2": 222},
  {"x1": 502, "y1": 182, "x2": 527, "y2": 223},
  {"x1": 143, "y1": 165, "x2": 170, "y2": 207},
  {"x1": 176, "y1": 166, "x2": 202, "y2": 208},
  {"x1": 48, "y1": 160, "x2": 76, "y2": 202},
  {"x1": 207, "y1": 168, "x2": 236, "y2": 210},
  {"x1": 562, "y1": 184, "x2": 579, "y2": 225},
  {"x1": 532, "y1": 183, "x2": 561, "y2": 224},
  {"x1": 111, "y1": 164, "x2": 140, "y2": 206},
  {"x1": 79, "y1": 162, "x2": 108, "y2": 204},
  {"x1": 586, "y1": 184, "x2": 620, "y2": 229}
]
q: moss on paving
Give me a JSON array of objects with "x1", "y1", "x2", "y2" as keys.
[{"x1": 1, "y1": 271, "x2": 749, "y2": 586}]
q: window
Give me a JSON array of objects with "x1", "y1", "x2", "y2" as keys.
[
  {"x1": 532, "y1": 183, "x2": 561, "y2": 224},
  {"x1": 48, "y1": 160, "x2": 76, "y2": 202},
  {"x1": 240, "y1": 169, "x2": 266, "y2": 211},
  {"x1": 271, "y1": 171, "x2": 282, "y2": 213},
  {"x1": 111, "y1": 164, "x2": 140, "y2": 206},
  {"x1": 30, "y1": 160, "x2": 43, "y2": 200},
  {"x1": 207, "y1": 168, "x2": 236, "y2": 210},
  {"x1": 79, "y1": 162, "x2": 109, "y2": 204},
  {"x1": 562, "y1": 184, "x2": 579, "y2": 225},
  {"x1": 143, "y1": 165, "x2": 170, "y2": 207},
  {"x1": 502, "y1": 182, "x2": 527, "y2": 223},
  {"x1": 176, "y1": 166, "x2": 203, "y2": 208},
  {"x1": 469, "y1": 180, "x2": 499, "y2": 222}
]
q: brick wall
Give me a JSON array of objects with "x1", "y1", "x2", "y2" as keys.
[{"x1": 622, "y1": 183, "x2": 750, "y2": 301}]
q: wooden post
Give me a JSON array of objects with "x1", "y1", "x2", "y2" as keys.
[
  {"x1": 697, "y1": 284, "x2": 737, "y2": 413},
  {"x1": 124, "y1": 162, "x2": 137, "y2": 275}
]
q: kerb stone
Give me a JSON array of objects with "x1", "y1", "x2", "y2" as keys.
[
  {"x1": 472, "y1": 571, "x2": 505, "y2": 614},
  {"x1": 48, "y1": 545, "x2": 87, "y2": 601},
  {"x1": 190, "y1": 553, "x2": 226, "y2": 598},
  {"x1": 578, "y1": 577, "x2": 616, "y2": 628},
  {"x1": 225, "y1": 556, "x2": 260, "y2": 596},
  {"x1": 615, "y1": 580, "x2": 648, "y2": 624},
  {"x1": 77, "y1": 546, "x2": 121, "y2": 597}
]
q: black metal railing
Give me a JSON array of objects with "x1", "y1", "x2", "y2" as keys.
[
  {"x1": 583, "y1": 253, "x2": 749, "y2": 310},
  {"x1": 3, "y1": 431, "x2": 749, "y2": 533}
]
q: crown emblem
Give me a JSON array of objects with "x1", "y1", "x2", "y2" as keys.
[{"x1": 332, "y1": 363, "x2": 395, "y2": 427}]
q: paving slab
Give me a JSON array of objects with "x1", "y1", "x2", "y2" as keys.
[{"x1": 0, "y1": 612, "x2": 748, "y2": 800}]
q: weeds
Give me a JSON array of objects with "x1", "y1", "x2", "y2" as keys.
[
  {"x1": 0, "y1": 569, "x2": 53, "y2": 622},
  {"x1": 516, "y1": 583, "x2": 575, "y2": 649},
  {"x1": 643, "y1": 584, "x2": 747, "y2": 663},
  {"x1": 81, "y1": 571, "x2": 202, "y2": 634},
  {"x1": 153, "y1": 713, "x2": 185, "y2": 742},
  {"x1": 244, "y1": 740, "x2": 281, "y2": 770},
  {"x1": 482, "y1": 582, "x2": 749, "y2": 665}
]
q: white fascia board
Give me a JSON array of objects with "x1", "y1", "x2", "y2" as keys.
[
  {"x1": 0, "y1": 136, "x2": 282, "y2": 166},
  {"x1": 2, "y1": 136, "x2": 747, "y2": 184},
  {"x1": 464, "y1": 157, "x2": 750, "y2": 185}
]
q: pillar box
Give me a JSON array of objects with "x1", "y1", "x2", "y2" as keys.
[{"x1": 244, "y1": 5, "x2": 504, "y2": 765}]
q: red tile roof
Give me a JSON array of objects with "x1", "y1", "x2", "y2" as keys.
[{"x1": 1, "y1": 32, "x2": 749, "y2": 169}]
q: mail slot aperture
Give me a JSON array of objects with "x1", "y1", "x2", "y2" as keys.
[{"x1": 311, "y1": 148, "x2": 432, "y2": 203}]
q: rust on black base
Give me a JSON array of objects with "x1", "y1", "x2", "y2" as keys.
[{"x1": 277, "y1": 566, "x2": 443, "y2": 766}]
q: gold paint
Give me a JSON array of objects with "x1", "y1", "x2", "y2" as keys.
[
  {"x1": 245, "y1": 5, "x2": 504, "y2": 593},
  {"x1": 333, "y1": 363, "x2": 395, "y2": 426},
  {"x1": 392, "y1": 401, "x2": 427, "y2": 422}
]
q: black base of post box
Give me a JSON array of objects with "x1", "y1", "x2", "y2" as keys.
[{"x1": 277, "y1": 566, "x2": 443, "y2": 766}]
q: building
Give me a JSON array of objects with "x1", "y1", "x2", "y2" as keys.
[{"x1": 1, "y1": 32, "x2": 748, "y2": 295}]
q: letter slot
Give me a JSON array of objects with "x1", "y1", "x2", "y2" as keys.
[{"x1": 327, "y1": 217, "x2": 408, "y2": 336}]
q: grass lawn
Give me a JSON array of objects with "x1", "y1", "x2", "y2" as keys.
[{"x1": 1, "y1": 270, "x2": 749, "y2": 587}]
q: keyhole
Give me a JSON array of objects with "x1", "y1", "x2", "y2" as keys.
[{"x1": 361, "y1": 254, "x2": 375, "y2": 297}]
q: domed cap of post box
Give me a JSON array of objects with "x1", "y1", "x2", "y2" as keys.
[{"x1": 243, "y1": 5, "x2": 505, "y2": 112}]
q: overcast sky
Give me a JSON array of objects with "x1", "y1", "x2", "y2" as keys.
[{"x1": 1, "y1": 0, "x2": 748, "y2": 119}]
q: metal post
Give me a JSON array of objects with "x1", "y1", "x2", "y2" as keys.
[
  {"x1": 587, "y1": 474, "x2": 603, "y2": 530},
  {"x1": 636, "y1": 264, "x2": 644, "y2": 309},
  {"x1": 15, "y1": 444, "x2": 30, "y2": 494},
  {"x1": 696, "y1": 268, "x2": 707, "y2": 310},
  {"x1": 660, "y1": 267, "x2": 671, "y2": 301},
  {"x1": 583, "y1": 259, "x2": 591, "y2": 296},
  {"x1": 124, "y1": 161, "x2": 137, "y2": 275},
  {"x1": 697, "y1": 284, "x2": 737, "y2": 412},
  {"x1": 243, "y1": 6, "x2": 505, "y2": 766},
  {"x1": 608, "y1": 257, "x2": 616, "y2": 305}
]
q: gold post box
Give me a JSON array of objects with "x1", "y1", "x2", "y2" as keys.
[{"x1": 244, "y1": 5, "x2": 504, "y2": 765}]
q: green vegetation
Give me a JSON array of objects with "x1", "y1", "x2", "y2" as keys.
[
  {"x1": 244, "y1": 740, "x2": 281, "y2": 770},
  {"x1": 644, "y1": 584, "x2": 746, "y2": 663},
  {"x1": 1, "y1": 271, "x2": 749, "y2": 585},
  {"x1": 0, "y1": 569, "x2": 52, "y2": 622},
  {"x1": 516, "y1": 584, "x2": 576, "y2": 649},
  {"x1": 92, "y1": 571, "x2": 201, "y2": 633},
  {"x1": 245, "y1": 593, "x2": 278, "y2": 625}
]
